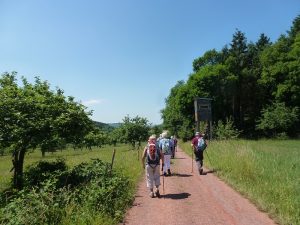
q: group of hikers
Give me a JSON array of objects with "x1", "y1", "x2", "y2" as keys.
[{"x1": 141, "y1": 130, "x2": 207, "y2": 198}]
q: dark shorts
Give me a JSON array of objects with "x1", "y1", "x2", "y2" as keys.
[{"x1": 194, "y1": 150, "x2": 204, "y2": 161}]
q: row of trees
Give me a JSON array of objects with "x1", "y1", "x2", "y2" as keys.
[{"x1": 161, "y1": 15, "x2": 300, "y2": 140}]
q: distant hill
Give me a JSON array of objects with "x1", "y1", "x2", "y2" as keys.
[
  {"x1": 93, "y1": 121, "x2": 122, "y2": 130},
  {"x1": 108, "y1": 123, "x2": 122, "y2": 128}
]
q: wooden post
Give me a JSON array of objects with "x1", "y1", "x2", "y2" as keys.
[{"x1": 111, "y1": 149, "x2": 116, "y2": 172}]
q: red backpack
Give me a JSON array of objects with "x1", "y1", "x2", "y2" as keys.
[{"x1": 148, "y1": 143, "x2": 157, "y2": 160}]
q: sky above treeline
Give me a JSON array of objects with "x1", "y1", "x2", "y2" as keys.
[{"x1": 0, "y1": 0, "x2": 299, "y2": 125}]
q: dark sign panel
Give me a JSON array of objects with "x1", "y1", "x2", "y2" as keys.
[{"x1": 194, "y1": 98, "x2": 212, "y2": 121}]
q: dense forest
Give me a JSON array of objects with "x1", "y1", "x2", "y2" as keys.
[{"x1": 161, "y1": 15, "x2": 300, "y2": 140}]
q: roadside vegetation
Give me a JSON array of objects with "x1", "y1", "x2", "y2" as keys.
[
  {"x1": 181, "y1": 139, "x2": 300, "y2": 225},
  {"x1": 0, "y1": 144, "x2": 144, "y2": 225},
  {"x1": 0, "y1": 72, "x2": 154, "y2": 225}
]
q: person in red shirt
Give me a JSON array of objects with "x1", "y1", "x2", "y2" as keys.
[{"x1": 191, "y1": 132, "x2": 207, "y2": 175}]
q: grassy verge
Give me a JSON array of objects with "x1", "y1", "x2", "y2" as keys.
[
  {"x1": 0, "y1": 144, "x2": 145, "y2": 225},
  {"x1": 180, "y1": 139, "x2": 300, "y2": 225}
]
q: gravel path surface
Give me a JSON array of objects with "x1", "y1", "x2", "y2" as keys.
[{"x1": 121, "y1": 147, "x2": 276, "y2": 225}]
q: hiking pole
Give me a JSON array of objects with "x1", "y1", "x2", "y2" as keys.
[
  {"x1": 191, "y1": 147, "x2": 194, "y2": 173},
  {"x1": 162, "y1": 164, "x2": 165, "y2": 195}
]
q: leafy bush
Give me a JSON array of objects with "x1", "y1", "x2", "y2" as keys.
[
  {"x1": 1, "y1": 159, "x2": 132, "y2": 225},
  {"x1": 1, "y1": 179, "x2": 70, "y2": 225},
  {"x1": 23, "y1": 158, "x2": 68, "y2": 188},
  {"x1": 65, "y1": 159, "x2": 111, "y2": 188},
  {"x1": 214, "y1": 117, "x2": 240, "y2": 140},
  {"x1": 256, "y1": 102, "x2": 299, "y2": 137}
]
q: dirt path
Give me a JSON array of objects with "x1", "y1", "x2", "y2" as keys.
[{"x1": 121, "y1": 147, "x2": 276, "y2": 225}]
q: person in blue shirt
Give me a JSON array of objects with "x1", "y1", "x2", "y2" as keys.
[{"x1": 159, "y1": 131, "x2": 174, "y2": 176}]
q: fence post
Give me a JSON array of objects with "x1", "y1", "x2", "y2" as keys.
[{"x1": 111, "y1": 149, "x2": 116, "y2": 172}]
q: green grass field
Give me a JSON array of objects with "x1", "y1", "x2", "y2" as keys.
[
  {"x1": 0, "y1": 144, "x2": 145, "y2": 193},
  {"x1": 1, "y1": 140, "x2": 299, "y2": 225},
  {"x1": 181, "y1": 139, "x2": 300, "y2": 225}
]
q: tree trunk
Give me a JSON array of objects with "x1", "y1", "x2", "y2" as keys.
[
  {"x1": 12, "y1": 148, "x2": 26, "y2": 190},
  {"x1": 42, "y1": 149, "x2": 46, "y2": 157}
]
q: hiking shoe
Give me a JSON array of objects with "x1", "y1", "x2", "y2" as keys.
[
  {"x1": 163, "y1": 172, "x2": 168, "y2": 176},
  {"x1": 199, "y1": 168, "x2": 203, "y2": 175},
  {"x1": 149, "y1": 192, "x2": 154, "y2": 198},
  {"x1": 155, "y1": 190, "x2": 161, "y2": 198}
]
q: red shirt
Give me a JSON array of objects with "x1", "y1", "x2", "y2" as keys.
[{"x1": 192, "y1": 135, "x2": 203, "y2": 147}]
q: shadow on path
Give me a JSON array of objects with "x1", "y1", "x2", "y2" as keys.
[
  {"x1": 171, "y1": 173, "x2": 193, "y2": 177},
  {"x1": 162, "y1": 192, "x2": 191, "y2": 200},
  {"x1": 204, "y1": 169, "x2": 216, "y2": 174}
]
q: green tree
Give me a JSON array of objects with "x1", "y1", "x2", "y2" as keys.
[
  {"x1": 108, "y1": 127, "x2": 122, "y2": 146},
  {"x1": 162, "y1": 14, "x2": 300, "y2": 138},
  {"x1": 84, "y1": 128, "x2": 108, "y2": 149},
  {"x1": 226, "y1": 29, "x2": 248, "y2": 129},
  {"x1": 259, "y1": 29, "x2": 300, "y2": 136},
  {"x1": 193, "y1": 49, "x2": 222, "y2": 72},
  {"x1": 0, "y1": 72, "x2": 94, "y2": 189},
  {"x1": 119, "y1": 115, "x2": 150, "y2": 149},
  {"x1": 149, "y1": 124, "x2": 163, "y2": 137},
  {"x1": 256, "y1": 102, "x2": 298, "y2": 137},
  {"x1": 288, "y1": 14, "x2": 300, "y2": 39}
]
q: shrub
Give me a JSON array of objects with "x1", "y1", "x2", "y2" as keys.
[
  {"x1": 1, "y1": 179, "x2": 70, "y2": 225},
  {"x1": 256, "y1": 102, "x2": 299, "y2": 137},
  {"x1": 214, "y1": 117, "x2": 240, "y2": 140},
  {"x1": 1, "y1": 159, "x2": 133, "y2": 225},
  {"x1": 23, "y1": 158, "x2": 68, "y2": 188}
]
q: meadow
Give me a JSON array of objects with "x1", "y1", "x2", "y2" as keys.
[
  {"x1": 0, "y1": 144, "x2": 144, "y2": 193},
  {"x1": 181, "y1": 139, "x2": 300, "y2": 225},
  {"x1": 1, "y1": 140, "x2": 299, "y2": 225}
]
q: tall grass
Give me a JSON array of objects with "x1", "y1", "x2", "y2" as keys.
[{"x1": 181, "y1": 139, "x2": 300, "y2": 225}]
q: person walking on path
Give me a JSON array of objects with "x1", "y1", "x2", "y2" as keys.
[
  {"x1": 159, "y1": 131, "x2": 173, "y2": 176},
  {"x1": 191, "y1": 132, "x2": 208, "y2": 175},
  {"x1": 142, "y1": 135, "x2": 164, "y2": 198}
]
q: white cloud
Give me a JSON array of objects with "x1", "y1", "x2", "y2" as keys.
[{"x1": 83, "y1": 99, "x2": 106, "y2": 106}]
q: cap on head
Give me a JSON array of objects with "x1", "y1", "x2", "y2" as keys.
[{"x1": 195, "y1": 132, "x2": 200, "y2": 136}]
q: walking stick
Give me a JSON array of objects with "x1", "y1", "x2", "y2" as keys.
[
  {"x1": 162, "y1": 164, "x2": 165, "y2": 195},
  {"x1": 191, "y1": 147, "x2": 194, "y2": 173}
]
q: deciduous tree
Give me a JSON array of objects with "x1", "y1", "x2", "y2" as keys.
[{"x1": 0, "y1": 72, "x2": 93, "y2": 189}]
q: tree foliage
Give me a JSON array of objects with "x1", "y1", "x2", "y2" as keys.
[
  {"x1": 119, "y1": 115, "x2": 150, "y2": 149},
  {"x1": 256, "y1": 102, "x2": 298, "y2": 137},
  {"x1": 161, "y1": 15, "x2": 300, "y2": 138},
  {"x1": 0, "y1": 72, "x2": 94, "y2": 189}
]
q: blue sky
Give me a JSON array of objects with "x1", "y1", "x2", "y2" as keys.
[{"x1": 0, "y1": 0, "x2": 299, "y2": 125}]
